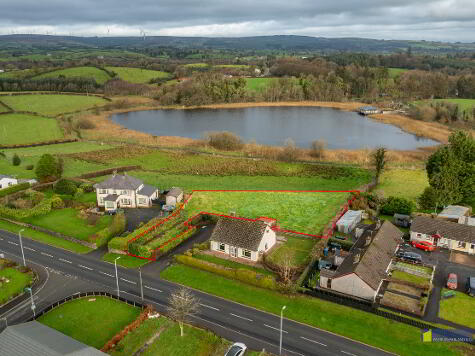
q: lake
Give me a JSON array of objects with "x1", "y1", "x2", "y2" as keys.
[{"x1": 110, "y1": 106, "x2": 439, "y2": 150}]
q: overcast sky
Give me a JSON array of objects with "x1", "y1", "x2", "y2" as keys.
[{"x1": 1, "y1": 0, "x2": 475, "y2": 42}]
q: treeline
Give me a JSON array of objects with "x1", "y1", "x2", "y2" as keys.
[
  {"x1": 0, "y1": 77, "x2": 101, "y2": 93},
  {"x1": 410, "y1": 101, "x2": 475, "y2": 123}
]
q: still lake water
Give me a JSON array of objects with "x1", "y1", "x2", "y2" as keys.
[{"x1": 110, "y1": 106, "x2": 438, "y2": 150}]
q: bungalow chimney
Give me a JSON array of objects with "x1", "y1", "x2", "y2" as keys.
[{"x1": 353, "y1": 253, "x2": 360, "y2": 264}]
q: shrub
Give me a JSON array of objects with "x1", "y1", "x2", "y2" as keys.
[
  {"x1": 0, "y1": 197, "x2": 54, "y2": 219},
  {"x1": 80, "y1": 183, "x2": 94, "y2": 193},
  {"x1": 75, "y1": 118, "x2": 96, "y2": 129},
  {"x1": 278, "y1": 138, "x2": 300, "y2": 162},
  {"x1": 418, "y1": 186, "x2": 439, "y2": 211},
  {"x1": 0, "y1": 182, "x2": 30, "y2": 198},
  {"x1": 310, "y1": 140, "x2": 326, "y2": 159},
  {"x1": 35, "y1": 154, "x2": 60, "y2": 182},
  {"x1": 381, "y1": 196, "x2": 414, "y2": 215},
  {"x1": 25, "y1": 164, "x2": 34, "y2": 170},
  {"x1": 12, "y1": 154, "x2": 21, "y2": 166},
  {"x1": 94, "y1": 213, "x2": 126, "y2": 247},
  {"x1": 51, "y1": 195, "x2": 64, "y2": 209},
  {"x1": 54, "y1": 179, "x2": 78, "y2": 196},
  {"x1": 108, "y1": 237, "x2": 129, "y2": 251},
  {"x1": 207, "y1": 131, "x2": 244, "y2": 151}
]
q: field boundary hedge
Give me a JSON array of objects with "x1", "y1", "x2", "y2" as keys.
[
  {"x1": 77, "y1": 165, "x2": 141, "y2": 179},
  {"x1": 0, "y1": 138, "x2": 78, "y2": 149},
  {"x1": 0, "y1": 183, "x2": 30, "y2": 198},
  {"x1": 0, "y1": 91, "x2": 112, "y2": 101}
]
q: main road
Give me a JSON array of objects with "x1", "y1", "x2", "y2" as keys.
[{"x1": 0, "y1": 228, "x2": 394, "y2": 356}]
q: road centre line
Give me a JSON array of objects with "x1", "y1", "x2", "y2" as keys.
[
  {"x1": 230, "y1": 313, "x2": 253, "y2": 321},
  {"x1": 300, "y1": 336, "x2": 327, "y2": 346},
  {"x1": 59, "y1": 258, "x2": 72, "y2": 264},
  {"x1": 144, "y1": 285, "x2": 163, "y2": 292},
  {"x1": 24, "y1": 247, "x2": 36, "y2": 251},
  {"x1": 341, "y1": 351, "x2": 358, "y2": 356},
  {"x1": 99, "y1": 271, "x2": 114, "y2": 277},
  {"x1": 8, "y1": 241, "x2": 18, "y2": 246},
  {"x1": 120, "y1": 277, "x2": 137, "y2": 284},
  {"x1": 78, "y1": 264, "x2": 93, "y2": 270},
  {"x1": 264, "y1": 324, "x2": 288, "y2": 333},
  {"x1": 41, "y1": 252, "x2": 53, "y2": 258},
  {"x1": 199, "y1": 303, "x2": 220, "y2": 311}
]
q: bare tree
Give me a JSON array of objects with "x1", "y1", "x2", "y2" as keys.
[
  {"x1": 167, "y1": 287, "x2": 199, "y2": 337},
  {"x1": 277, "y1": 249, "x2": 295, "y2": 283},
  {"x1": 371, "y1": 147, "x2": 387, "y2": 182}
]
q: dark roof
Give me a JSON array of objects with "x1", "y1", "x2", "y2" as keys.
[
  {"x1": 210, "y1": 217, "x2": 268, "y2": 250},
  {"x1": 94, "y1": 174, "x2": 143, "y2": 190},
  {"x1": 0, "y1": 321, "x2": 106, "y2": 356},
  {"x1": 103, "y1": 194, "x2": 120, "y2": 202},
  {"x1": 0, "y1": 174, "x2": 14, "y2": 179},
  {"x1": 137, "y1": 184, "x2": 158, "y2": 197},
  {"x1": 333, "y1": 221, "x2": 403, "y2": 290},
  {"x1": 167, "y1": 187, "x2": 183, "y2": 197},
  {"x1": 411, "y1": 216, "x2": 475, "y2": 243}
]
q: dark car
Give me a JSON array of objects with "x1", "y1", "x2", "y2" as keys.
[
  {"x1": 396, "y1": 251, "x2": 422, "y2": 263},
  {"x1": 225, "y1": 343, "x2": 247, "y2": 356},
  {"x1": 467, "y1": 277, "x2": 475, "y2": 297}
]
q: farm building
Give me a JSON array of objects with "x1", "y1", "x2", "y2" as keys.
[
  {"x1": 94, "y1": 173, "x2": 159, "y2": 212},
  {"x1": 336, "y1": 210, "x2": 363, "y2": 234},
  {"x1": 437, "y1": 205, "x2": 471, "y2": 222},
  {"x1": 410, "y1": 216, "x2": 475, "y2": 255},
  {"x1": 166, "y1": 187, "x2": 183, "y2": 207},
  {"x1": 209, "y1": 217, "x2": 276, "y2": 262},
  {"x1": 320, "y1": 221, "x2": 403, "y2": 301},
  {"x1": 359, "y1": 106, "x2": 380, "y2": 115},
  {"x1": 0, "y1": 174, "x2": 17, "y2": 190}
]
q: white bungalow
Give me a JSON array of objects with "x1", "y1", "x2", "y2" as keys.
[{"x1": 0, "y1": 174, "x2": 18, "y2": 190}]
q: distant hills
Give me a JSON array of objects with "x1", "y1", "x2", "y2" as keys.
[{"x1": 1, "y1": 34, "x2": 474, "y2": 54}]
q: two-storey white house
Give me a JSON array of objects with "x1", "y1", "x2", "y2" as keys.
[
  {"x1": 94, "y1": 174, "x2": 159, "y2": 212},
  {"x1": 0, "y1": 174, "x2": 18, "y2": 190}
]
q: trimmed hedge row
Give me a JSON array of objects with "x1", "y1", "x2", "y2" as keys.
[
  {"x1": 0, "y1": 197, "x2": 55, "y2": 220},
  {"x1": 0, "y1": 138, "x2": 78, "y2": 149},
  {"x1": 0, "y1": 183, "x2": 30, "y2": 198},
  {"x1": 175, "y1": 254, "x2": 277, "y2": 290},
  {"x1": 77, "y1": 165, "x2": 141, "y2": 179},
  {"x1": 328, "y1": 237, "x2": 355, "y2": 251},
  {"x1": 92, "y1": 213, "x2": 126, "y2": 247}
]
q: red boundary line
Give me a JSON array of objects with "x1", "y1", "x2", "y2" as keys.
[{"x1": 124, "y1": 189, "x2": 359, "y2": 261}]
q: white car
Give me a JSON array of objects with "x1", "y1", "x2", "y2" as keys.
[{"x1": 225, "y1": 342, "x2": 247, "y2": 356}]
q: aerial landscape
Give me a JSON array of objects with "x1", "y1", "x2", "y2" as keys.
[{"x1": 0, "y1": 1, "x2": 474, "y2": 356}]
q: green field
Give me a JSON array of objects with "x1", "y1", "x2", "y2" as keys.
[
  {"x1": 32, "y1": 66, "x2": 112, "y2": 84},
  {"x1": 185, "y1": 191, "x2": 348, "y2": 234},
  {"x1": 245, "y1": 77, "x2": 276, "y2": 91},
  {"x1": 375, "y1": 168, "x2": 429, "y2": 204},
  {"x1": 38, "y1": 296, "x2": 140, "y2": 349},
  {"x1": 161, "y1": 264, "x2": 464, "y2": 356},
  {"x1": 214, "y1": 64, "x2": 250, "y2": 69},
  {"x1": 267, "y1": 235, "x2": 316, "y2": 267},
  {"x1": 0, "y1": 266, "x2": 33, "y2": 305},
  {"x1": 414, "y1": 98, "x2": 475, "y2": 114},
  {"x1": 388, "y1": 68, "x2": 408, "y2": 78},
  {"x1": 106, "y1": 66, "x2": 170, "y2": 84},
  {"x1": 439, "y1": 289, "x2": 475, "y2": 328},
  {"x1": 0, "y1": 113, "x2": 63, "y2": 145},
  {"x1": 183, "y1": 63, "x2": 209, "y2": 68},
  {"x1": 0, "y1": 94, "x2": 107, "y2": 116}
]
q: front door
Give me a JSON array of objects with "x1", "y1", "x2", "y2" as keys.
[{"x1": 230, "y1": 246, "x2": 238, "y2": 258}]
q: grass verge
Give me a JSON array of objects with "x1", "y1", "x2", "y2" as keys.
[
  {"x1": 439, "y1": 288, "x2": 475, "y2": 328},
  {"x1": 0, "y1": 267, "x2": 33, "y2": 305},
  {"x1": 102, "y1": 253, "x2": 150, "y2": 268}
]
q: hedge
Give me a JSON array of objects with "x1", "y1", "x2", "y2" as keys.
[
  {"x1": 108, "y1": 237, "x2": 129, "y2": 251},
  {"x1": 0, "y1": 183, "x2": 30, "y2": 198},
  {"x1": 175, "y1": 254, "x2": 277, "y2": 290},
  {"x1": 0, "y1": 197, "x2": 54, "y2": 220},
  {"x1": 328, "y1": 237, "x2": 355, "y2": 251},
  {"x1": 92, "y1": 213, "x2": 126, "y2": 247}
]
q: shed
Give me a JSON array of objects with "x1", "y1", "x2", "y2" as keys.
[
  {"x1": 166, "y1": 187, "x2": 183, "y2": 207},
  {"x1": 336, "y1": 210, "x2": 363, "y2": 234},
  {"x1": 359, "y1": 106, "x2": 380, "y2": 115},
  {"x1": 438, "y1": 205, "x2": 471, "y2": 222},
  {"x1": 393, "y1": 213, "x2": 411, "y2": 228}
]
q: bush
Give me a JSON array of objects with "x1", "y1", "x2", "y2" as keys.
[
  {"x1": 310, "y1": 140, "x2": 326, "y2": 159},
  {"x1": 0, "y1": 182, "x2": 30, "y2": 198},
  {"x1": 35, "y1": 154, "x2": 61, "y2": 182},
  {"x1": 381, "y1": 196, "x2": 415, "y2": 215},
  {"x1": 50, "y1": 195, "x2": 64, "y2": 209},
  {"x1": 207, "y1": 131, "x2": 244, "y2": 151},
  {"x1": 80, "y1": 183, "x2": 94, "y2": 193},
  {"x1": 278, "y1": 138, "x2": 300, "y2": 162},
  {"x1": 25, "y1": 164, "x2": 34, "y2": 170},
  {"x1": 54, "y1": 179, "x2": 78, "y2": 196},
  {"x1": 108, "y1": 237, "x2": 129, "y2": 251},
  {"x1": 0, "y1": 197, "x2": 54, "y2": 219},
  {"x1": 75, "y1": 118, "x2": 96, "y2": 129},
  {"x1": 12, "y1": 154, "x2": 21, "y2": 166},
  {"x1": 418, "y1": 186, "x2": 439, "y2": 211},
  {"x1": 94, "y1": 213, "x2": 126, "y2": 247}
]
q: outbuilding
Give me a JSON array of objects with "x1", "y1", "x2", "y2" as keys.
[
  {"x1": 166, "y1": 187, "x2": 183, "y2": 207},
  {"x1": 437, "y1": 205, "x2": 471, "y2": 223},
  {"x1": 336, "y1": 210, "x2": 363, "y2": 234},
  {"x1": 0, "y1": 174, "x2": 17, "y2": 190}
]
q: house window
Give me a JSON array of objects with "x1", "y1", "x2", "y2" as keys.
[
  {"x1": 471, "y1": 244, "x2": 475, "y2": 250},
  {"x1": 121, "y1": 190, "x2": 128, "y2": 195},
  {"x1": 242, "y1": 249, "x2": 252, "y2": 259},
  {"x1": 99, "y1": 198, "x2": 104, "y2": 204},
  {"x1": 138, "y1": 198, "x2": 146, "y2": 205},
  {"x1": 417, "y1": 233, "x2": 422, "y2": 238},
  {"x1": 100, "y1": 189, "x2": 107, "y2": 194},
  {"x1": 219, "y1": 243, "x2": 225, "y2": 251},
  {"x1": 121, "y1": 199, "x2": 131, "y2": 205},
  {"x1": 8, "y1": 182, "x2": 13, "y2": 186},
  {"x1": 457, "y1": 241, "x2": 466, "y2": 248},
  {"x1": 265, "y1": 243, "x2": 268, "y2": 250}
]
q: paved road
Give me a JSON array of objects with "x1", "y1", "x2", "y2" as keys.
[{"x1": 0, "y1": 229, "x2": 395, "y2": 356}]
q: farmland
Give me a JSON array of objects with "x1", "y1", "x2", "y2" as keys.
[
  {"x1": 32, "y1": 66, "x2": 112, "y2": 84},
  {"x1": 375, "y1": 168, "x2": 429, "y2": 204},
  {"x1": 106, "y1": 66, "x2": 170, "y2": 83},
  {"x1": 0, "y1": 94, "x2": 107, "y2": 116},
  {"x1": 245, "y1": 77, "x2": 276, "y2": 91},
  {"x1": 388, "y1": 68, "x2": 408, "y2": 78},
  {"x1": 0, "y1": 113, "x2": 63, "y2": 145}
]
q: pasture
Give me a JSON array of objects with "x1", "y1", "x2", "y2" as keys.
[
  {"x1": 106, "y1": 66, "x2": 170, "y2": 84},
  {"x1": 245, "y1": 77, "x2": 276, "y2": 91},
  {"x1": 0, "y1": 113, "x2": 62, "y2": 145},
  {"x1": 388, "y1": 68, "x2": 408, "y2": 78},
  {"x1": 32, "y1": 66, "x2": 112, "y2": 84}
]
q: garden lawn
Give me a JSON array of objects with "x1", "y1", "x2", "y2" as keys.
[
  {"x1": 0, "y1": 220, "x2": 92, "y2": 253},
  {"x1": 185, "y1": 191, "x2": 348, "y2": 234},
  {"x1": 106, "y1": 66, "x2": 170, "y2": 84},
  {"x1": 245, "y1": 77, "x2": 276, "y2": 91},
  {"x1": 32, "y1": 66, "x2": 112, "y2": 84},
  {"x1": 439, "y1": 289, "x2": 475, "y2": 328},
  {"x1": 102, "y1": 253, "x2": 150, "y2": 268},
  {"x1": 22, "y1": 208, "x2": 112, "y2": 241},
  {"x1": 161, "y1": 264, "x2": 465, "y2": 356},
  {"x1": 0, "y1": 113, "x2": 62, "y2": 145},
  {"x1": 38, "y1": 296, "x2": 140, "y2": 349},
  {"x1": 375, "y1": 168, "x2": 429, "y2": 204},
  {"x1": 391, "y1": 270, "x2": 431, "y2": 286},
  {"x1": 194, "y1": 253, "x2": 276, "y2": 276},
  {"x1": 267, "y1": 236, "x2": 315, "y2": 267},
  {"x1": 0, "y1": 267, "x2": 33, "y2": 305},
  {"x1": 0, "y1": 94, "x2": 107, "y2": 116}
]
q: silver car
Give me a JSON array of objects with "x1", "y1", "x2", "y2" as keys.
[{"x1": 225, "y1": 342, "x2": 247, "y2": 356}]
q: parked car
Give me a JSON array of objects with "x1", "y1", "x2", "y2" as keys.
[
  {"x1": 225, "y1": 343, "x2": 247, "y2": 356},
  {"x1": 467, "y1": 277, "x2": 475, "y2": 296},
  {"x1": 396, "y1": 251, "x2": 422, "y2": 264},
  {"x1": 162, "y1": 204, "x2": 175, "y2": 212},
  {"x1": 447, "y1": 273, "x2": 458, "y2": 290},
  {"x1": 411, "y1": 240, "x2": 436, "y2": 252}
]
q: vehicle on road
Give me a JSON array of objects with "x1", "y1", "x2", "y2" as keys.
[
  {"x1": 396, "y1": 251, "x2": 422, "y2": 263},
  {"x1": 467, "y1": 276, "x2": 475, "y2": 296},
  {"x1": 411, "y1": 240, "x2": 435, "y2": 252},
  {"x1": 447, "y1": 273, "x2": 458, "y2": 290},
  {"x1": 225, "y1": 342, "x2": 247, "y2": 356}
]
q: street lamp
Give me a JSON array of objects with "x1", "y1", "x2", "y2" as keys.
[
  {"x1": 18, "y1": 229, "x2": 26, "y2": 267},
  {"x1": 139, "y1": 267, "x2": 144, "y2": 302},
  {"x1": 114, "y1": 256, "x2": 121, "y2": 297},
  {"x1": 280, "y1": 305, "x2": 286, "y2": 355},
  {"x1": 25, "y1": 287, "x2": 35, "y2": 317}
]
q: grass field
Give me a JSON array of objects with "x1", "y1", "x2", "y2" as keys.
[
  {"x1": 214, "y1": 64, "x2": 250, "y2": 69},
  {"x1": 38, "y1": 296, "x2": 140, "y2": 349},
  {"x1": 413, "y1": 98, "x2": 475, "y2": 115},
  {"x1": 185, "y1": 191, "x2": 348, "y2": 234},
  {"x1": 32, "y1": 66, "x2": 112, "y2": 84},
  {"x1": 375, "y1": 168, "x2": 429, "y2": 204},
  {"x1": 388, "y1": 68, "x2": 408, "y2": 78},
  {"x1": 0, "y1": 94, "x2": 107, "y2": 116},
  {"x1": 184, "y1": 63, "x2": 209, "y2": 68},
  {"x1": 103, "y1": 253, "x2": 150, "y2": 268},
  {"x1": 439, "y1": 289, "x2": 475, "y2": 328},
  {"x1": 161, "y1": 264, "x2": 465, "y2": 356},
  {"x1": 0, "y1": 267, "x2": 33, "y2": 305},
  {"x1": 106, "y1": 66, "x2": 170, "y2": 84},
  {"x1": 267, "y1": 236, "x2": 316, "y2": 267},
  {"x1": 245, "y1": 77, "x2": 276, "y2": 91},
  {"x1": 23, "y1": 208, "x2": 112, "y2": 241},
  {"x1": 0, "y1": 113, "x2": 63, "y2": 145}
]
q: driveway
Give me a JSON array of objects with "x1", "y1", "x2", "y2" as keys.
[{"x1": 123, "y1": 207, "x2": 164, "y2": 232}]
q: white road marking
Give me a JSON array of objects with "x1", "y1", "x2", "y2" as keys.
[
  {"x1": 341, "y1": 351, "x2": 357, "y2": 356},
  {"x1": 144, "y1": 285, "x2": 162, "y2": 292},
  {"x1": 0, "y1": 237, "x2": 3, "y2": 240},
  {"x1": 264, "y1": 324, "x2": 288, "y2": 333},
  {"x1": 78, "y1": 264, "x2": 93, "y2": 270},
  {"x1": 120, "y1": 278, "x2": 136, "y2": 284},
  {"x1": 59, "y1": 258, "x2": 72, "y2": 264},
  {"x1": 8, "y1": 241, "x2": 18, "y2": 246},
  {"x1": 199, "y1": 303, "x2": 220, "y2": 311},
  {"x1": 41, "y1": 252, "x2": 53, "y2": 258},
  {"x1": 230, "y1": 313, "x2": 253, "y2": 322},
  {"x1": 300, "y1": 336, "x2": 327, "y2": 347},
  {"x1": 24, "y1": 247, "x2": 35, "y2": 251},
  {"x1": 99, "y1": 271, "x2": 114, "y2": 278}
]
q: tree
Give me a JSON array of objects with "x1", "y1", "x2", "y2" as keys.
[
  {"x1": 35, "y1": 154, "x2": 60, "y2": 182},
  {"x1": 371, "y1": 147, "x2": 387, "y2": 182},
  {"x1": 276, "y1": 249, "x2": 296, "y2": 284},
  {"x1": 418, "y1": 186, "x2": 440, "y2": 212},
  {"x1": 381, "y1": 196, "x2": 414, "y2": 215},
  {"x1": 167, "y1": 287, "x2": 199, "y2": 337},
  {"x1": 54, "y1": 179, "x2": 77, "y2": 196},
  {"x1": 12, "y1": 154, "x2": 21, "y2": 166}
]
